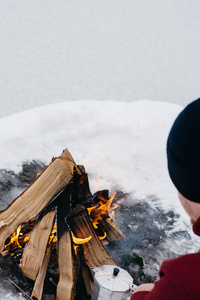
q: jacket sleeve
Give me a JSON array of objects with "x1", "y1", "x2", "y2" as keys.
[
  {"x1": 130, "y1": 264, "x2": 187, "y2": 300},
  {"x1": 130, "y1": 291, "x2": 150, "y2": 300}
]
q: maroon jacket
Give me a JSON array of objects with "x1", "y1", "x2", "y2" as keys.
[{"x1": 131, "y1": 217, "x2": 200, "y2": 300}]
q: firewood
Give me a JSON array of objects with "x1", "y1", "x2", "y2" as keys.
[
  {"x1": 80, "y1": 260, "x2": 93, "y2": 296},
  {"x1": 19, "y1": 210, "x2": 56, "y2": 280},
  {"x1": 56, "y1": 229, "x2": 75, "y2": 300},
  {"x1": 31, "y1": 245, "x2": 51, "y2": 300},
  {"x1": 76, "y1": 173, "x2": 93, "y2": 206},
  {"x1": 100, "y1": 216, "x2": 125, "y2": 242},
  {"x1": 0, "y1": 149, "x2": 79, "y2": 252},
  {"x1": 66, "y1": 205, "x2": 115, "y2": 268},
  {"x1": 56, "y1": 182, "x2": 78, "y2": 300},
  {"x1": 1, "y1": 249, "x2": 9, "y2": 257}
]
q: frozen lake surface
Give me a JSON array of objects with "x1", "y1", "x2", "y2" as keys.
[{"x1": 0, "y1": 0, "x2": 200, "y2": 117}]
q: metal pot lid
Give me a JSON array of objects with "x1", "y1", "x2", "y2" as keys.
[{"x1": 91, "y1": 265, "x2": 133, "y2": 292}]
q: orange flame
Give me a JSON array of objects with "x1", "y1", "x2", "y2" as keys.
[
  {"x1": 71, "y1": 232, "x2": 92, "y2": 244},
  {"x1": 87, "y1": 193, "x2": 116, "y2": 229},
  {"x1": 5, "y1": 225, "x2": 29, "y2": 250},
  {"x1": 4, "y1": 192, "x2": 118, "y2": 255},
  {"x1": 71, "y1": 232, "x2": 92, "y2": 255},
  {"x1": 73, "y1": 244, "x2": 79, "y2": 255},
  {"x1": 49, "y1": 222, "x2": 57, "y2": 245},
  {"x1": 98, "y1": 231, "x2": 107, "y2": 240}
]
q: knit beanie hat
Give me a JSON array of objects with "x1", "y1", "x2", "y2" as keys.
[{"x1": 167, "y1": 98, "x2": 200, "y2": 203}]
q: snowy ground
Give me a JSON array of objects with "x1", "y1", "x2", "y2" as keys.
[
  {"x1": 1, "y1": 1, "x2": 200, "y2": 298},
  {"x1": 1, "y1": 1, "x2": 200, "y2": 118},
  {"x1": 0, "y1": 99, "x2": 199, "y2": 299},
  {"x1": 0, "y1": 100, "x2": 182, "y2": 210}
]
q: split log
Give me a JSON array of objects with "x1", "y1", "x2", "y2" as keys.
[
  {"x1": 1, "y1": 249, "x2": 9, "y2": 257},
  {"x1": 19, "y1": 210, "x2": 56, "y2": 280},
  {"x1": 31, "y1": 245, "x2": 51, "y2": 300},
  {"x1": 56, "y1": 183, "x2": 78, "y2": 300},
  {"x1": 0, "y1": 149, "x2": 80, "y2": 252},
  {"x1": 87, "y1": 189, "x2": 125, "y2": 242},
  {"x1": 56, "y1": 229, "x2": 75, "y2": 300},
  {"x1": 80, "y1": 260, "x2": 93, "y2": 297},
  {"x1": 66, "y1": 205, "x2": 115, "y2": 268},
  {"x1": 76, "y1": 172, "x2": 93, "y2": 206},
  {"x1": 100, "y1": 216, "x2": 125, "y2": 242}
]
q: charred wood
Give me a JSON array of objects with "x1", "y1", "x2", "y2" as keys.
[
  {"x1": 56, "y1": 182, "x2": 77, "y2": 300},
  {"x1": 66, "y1": 204, "x2": 115, "y2": 268},
  {"x1": 80, "y1": 260, "x2": 93, "y2": 297},
  {"x1": 100, "y1": 216, "x2": 125, "y2": 242}
]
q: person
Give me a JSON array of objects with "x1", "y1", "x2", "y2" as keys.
[{"x1": 130, "y1": 98, "x2": 200, "y2": 300}]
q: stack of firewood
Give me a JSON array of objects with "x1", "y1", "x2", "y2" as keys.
[{"x1": 0, "y1": 149, "x2": 125, "y2": 300}]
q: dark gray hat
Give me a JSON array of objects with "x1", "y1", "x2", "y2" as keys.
[{"x1": 167, "y1": 98, "x2": 200, "y2": 203}]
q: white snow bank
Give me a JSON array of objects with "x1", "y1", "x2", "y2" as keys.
[{"x1": 0, "y1": 100, "x2": 183, "y2": 212}]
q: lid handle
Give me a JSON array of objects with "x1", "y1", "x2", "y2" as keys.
[{"x1": 113, "y1": 267, "x2": 120, "y2": 276}]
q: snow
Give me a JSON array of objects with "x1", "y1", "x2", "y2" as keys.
[
  {"x1": 0, "y1": 99, "x2": 196, "y2": 299},
  {"x1": 0, "y1": 100, "x2": 183, "y2": 211},
  {"x1": 0, "y1": 99, "x2": 194, "y2": 299},
  {"x1": 1, "y1": 0, "x2": 200, "y2": 118},
  {"x1": 1, "y1": 0, "x2": 200, "y2": 297}
]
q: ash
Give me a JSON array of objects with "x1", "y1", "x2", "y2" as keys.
[
  {"x1": 106, "y1": 192, "x2": 199, "y2": 285},
  {"x1": 0, "y1": 161, "x2": 199, "y2": 298}
]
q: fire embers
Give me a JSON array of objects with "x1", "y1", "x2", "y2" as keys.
[
  {"x1": 88, "y1": 192, "x2": 117, "y2": 229},
  {"x1": 70, "y1": 191, "x2": 118, "y2": 254},
  {"x1": 2, "y1": 190, "x2": 119, "y2": 257},
  {"x1": 2, "y1": 221, "x2": 34, "y2": 261}
]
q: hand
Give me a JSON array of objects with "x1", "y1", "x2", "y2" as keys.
[{"x1": 133, "y1": 283, "x2": 155, "y2": 294}]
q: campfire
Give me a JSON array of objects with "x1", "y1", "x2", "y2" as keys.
[{"x1": 0, "y1": 149, "x2": 125, "y2": 300}]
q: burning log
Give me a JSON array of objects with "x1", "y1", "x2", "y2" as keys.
[
  {"x1": 1, "y1": 221, "x2": 34, "y2": 259},
  {"x1": 0, "y1": 149, "x2": 80, "y2": 253},
  {"x1": 87, "y1": 190, "x2": 125, "y2": 243},
  {"x1": 67, "y1": 204, "x2": 115, "y2": 268},
  {"x1": 100, "y1": 216, "x2": 125, "y2": 242},
  {"x1": 31, "y1": 245, "x2": 52, "y2": 300},
  {"x1": 80, "y1": 260, "x2": 93, "y2": 297},
  {"x1": 56, "y1": 184, "x2": 77, "y2": 300},
  {"x1": 1, "y1": 249, "x2": 9, "y2": 257},
  {"x1": 19, "y1": 209, "x2": 56, "y2": 280},
  {"x1": 0, "y1": 149, "x2": 127, "y2": 300}
]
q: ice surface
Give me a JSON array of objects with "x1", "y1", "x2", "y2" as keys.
[{"x1": 0, "y1": 0, "x2": 200, "y2": 118}]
